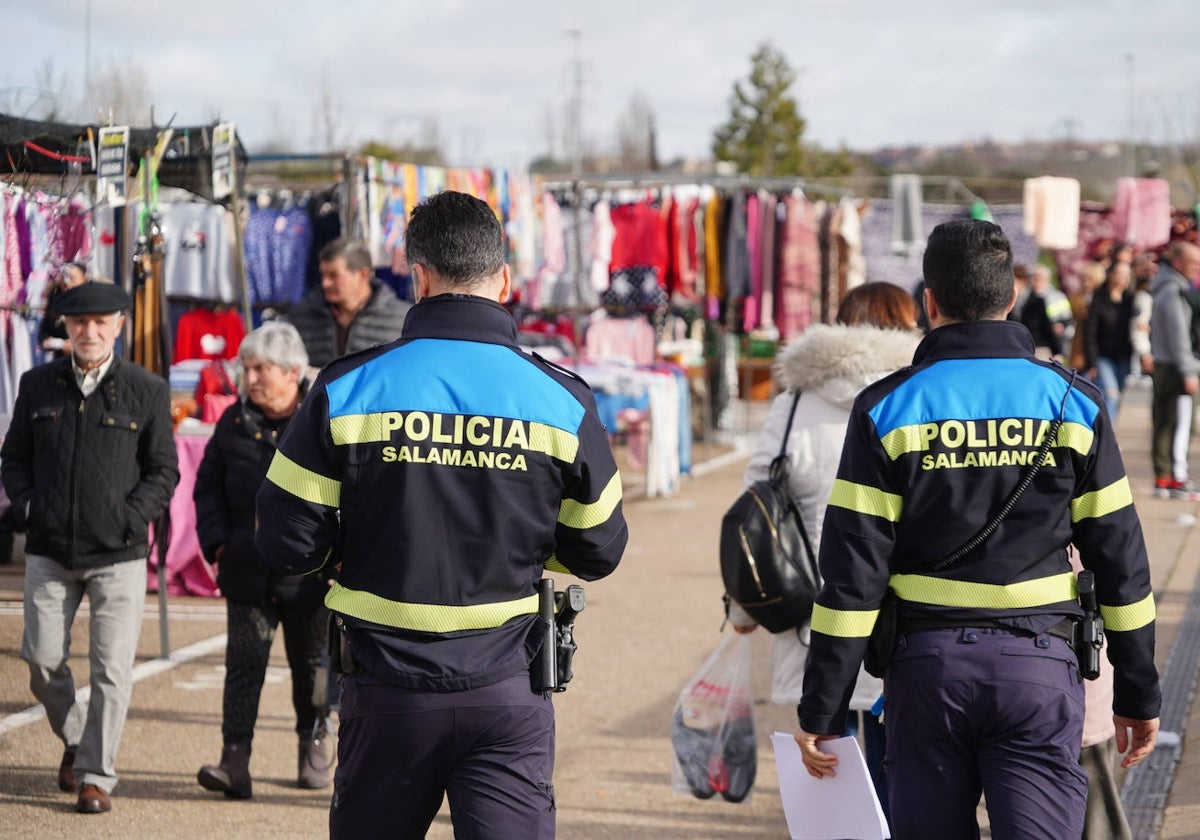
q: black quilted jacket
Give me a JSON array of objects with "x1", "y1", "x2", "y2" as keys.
[
  {"x1": 0, "y1": 356, "x2": 179, "y2": 569},
  {"x1": 193, "y1": 391, "x2": 325, "y2": 604}
]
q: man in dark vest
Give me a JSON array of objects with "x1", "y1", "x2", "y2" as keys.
[{"x1": 282, "y1": 236, "x2": 411, "y2": 368}]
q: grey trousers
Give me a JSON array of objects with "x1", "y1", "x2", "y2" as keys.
[
  {"x1": 1081, "y1": 738, "x2": 1133, "y2": 840},
  {"x1": 21, "y1": 554, "x2": 146, "y2": 794}
]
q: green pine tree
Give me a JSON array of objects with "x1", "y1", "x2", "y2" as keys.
[{"x1": 712, "y1": 42, "x2": 807, "y2": 177}]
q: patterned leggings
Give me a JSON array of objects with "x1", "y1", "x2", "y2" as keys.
[{"x1": 222, "y1": 598, "x2": 328, "y2": 745}]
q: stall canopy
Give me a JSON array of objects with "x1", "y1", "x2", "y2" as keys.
[{"x1": 0, "y1": 112, "x2": 248, "y2": 200}]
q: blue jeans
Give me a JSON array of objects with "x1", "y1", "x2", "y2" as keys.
[{"x1": 1094, "y1": 355, "x2": 1131, "y2": 419}]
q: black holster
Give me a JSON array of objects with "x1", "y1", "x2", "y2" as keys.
[{"x1": 329, "y1": 613, "x2": 363, "y2": 676}]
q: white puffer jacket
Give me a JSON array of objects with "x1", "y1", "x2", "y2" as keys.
[{"x1": 730, "y1": 323, "x2": 921, "y2": 707}]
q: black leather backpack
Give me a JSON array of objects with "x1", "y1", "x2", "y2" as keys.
[{"x1": 720, "y1": 392, "x2": 821, "y2": 634}]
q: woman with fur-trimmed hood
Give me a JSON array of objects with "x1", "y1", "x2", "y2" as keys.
[{"x1": 728, "y1": 282, "x2": 921, "y2": 817}]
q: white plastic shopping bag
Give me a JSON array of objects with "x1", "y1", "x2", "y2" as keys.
[{"x1": 670, "y1": 631, "x2": 756, "y2": 802}]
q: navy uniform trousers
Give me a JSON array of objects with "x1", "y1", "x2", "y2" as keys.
[
  {"x1": 883, "y1": 627, "x2": 1087, "y2": 840},
  {"x1": 330, "y1": 673, "x2": 555, "y2": 840}
]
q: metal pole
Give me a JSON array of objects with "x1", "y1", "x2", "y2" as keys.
[
  {"x1": 1126, "y1": 53, "x2": 1137, "y2": 177},
  {"x1": 157, "y1": 512, "x2": 169, "y2": 659},
  {"x1": 228, "y1": 144, "x2": 252, "y2": 333}
]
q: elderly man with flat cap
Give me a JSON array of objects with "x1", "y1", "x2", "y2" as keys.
[{"x1": 1, "y1": 281, "x2": 179, "y2": 814}]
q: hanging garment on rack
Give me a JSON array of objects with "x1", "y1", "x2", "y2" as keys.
[
  {"x1": 244, "y1": 203, "x2": 312, "y2": 305},
  {"x1": 743, "y1": 192, "x2": 762, "y2": 332},
  {"x1": 704, "y1": 193, "x2": 725, "y2": 316},
  {"x1": 889, "y1": 174, "x2": 924, "y2": 255},
  {"x1": 722, "y1": 191, "x2": 750, "y2": 303},
  {"x1": 161, "y1": 202, "x2": 237, "y2": 302},
  {"x1": 590, "y1": 200, "x2": 617, "y2": 294},
  {"x1": 609, "y1": 200, "x2": 670, "y2": 290},
  {"x1": 1023, "y1": 176, "x2": 1081, "y2": 250},
  {"x1": 1112, "y1": 177, "x2": 1172, "y2": 250},
  {"x1": 3, "y1": 194, "x2": 27, "y2": 309},
  {"x1": 582, "y1": 314, "x2": 657, "y2": 366},
  {"x1": 173, "y1": 306, "x2": 247, "y2": 363},
  {"x1": 758, "y1": 193, "x2": 778, "y2": 331},
  {"x1": 838, "y1": 196, "x2": 866, "y2": 290},
  {"x1": 776, "y1": 195, "x2": 820, "y2": 341}
]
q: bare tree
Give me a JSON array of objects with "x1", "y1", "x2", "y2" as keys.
[
  {"x1": 614, "y1": 91, "x2": 657, "y2": 171},
  {"x1": 311, "y1": 65, "x2": 341, "y2": 152},
  {"x1": 88, "y1": 58, "x2": 152, "y2": 125}
]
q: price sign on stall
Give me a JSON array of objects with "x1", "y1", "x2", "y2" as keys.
[
  {"x1": 211, "y1": 122, "x2": 236, "y2": 200},
  {"x1": 96, "y1": 126, "x2": 129, "y2": 207}
]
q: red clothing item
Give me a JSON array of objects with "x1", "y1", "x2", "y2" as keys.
[
  {"x1": 609, "y1": 201, "x2": 670, "y2": 287},
  {"x1": 173, "y1": 307, "x2": 246, "y2": 363}
]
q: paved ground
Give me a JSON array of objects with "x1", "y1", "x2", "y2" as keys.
[{"x1": 1, "y1": 382, "x2": 1198, "y2": 839}]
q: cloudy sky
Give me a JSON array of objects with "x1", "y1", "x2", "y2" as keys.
[{"x1": 6, "y1": 0, "x2": 1199, "y2": 168}]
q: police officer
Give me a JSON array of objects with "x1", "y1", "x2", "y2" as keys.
[
  {"x1": 255, "y1": 190, "x2": 628, "y2": 839},
  {"x1": 795, "y1": 219, "x2": 1160, "y2": 839}
]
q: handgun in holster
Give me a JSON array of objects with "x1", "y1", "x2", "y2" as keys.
[
  {"x1": 1073, "y1": 570, "x2": 1104, "y2": 681},
  {"x1": 531, "y1": 578, "x2": 586, "y2": 693},
  {"x1": 329, "y1": 613, "x2": 363, "y2": 676}
]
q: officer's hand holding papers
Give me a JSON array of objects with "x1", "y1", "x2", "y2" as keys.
[{"x1": 775, "y1": 731, "x2": 889, "y2": 839}]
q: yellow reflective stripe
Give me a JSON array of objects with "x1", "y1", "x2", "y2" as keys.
[
  {"x1": 330, "y1": 413, "x2": 389, "y2": 445},
  {"x1": 810, "y1": 603, "x2": 879, "y2": 638},
  {"x1": 878, "y1": 420, "x2": 1093, "y2": 460},
  {"x1": 325, "y1": 582, "x2": 539, "y2": 633},
  {"x1": 329, "y1": 413, "x2": 579, "y2": 462},
  {"x1": 544, "y1": 555, "x2": 572, "y2": 575},
  {"x1": 1056, "y1": 422, "x2": 1094, "y2": 457},
  {"x1": 1101, "y1": 593, "x2": 1156, "y2": 633},
  {"x1": 890, "y1": 571, "x2": 1076, "y2": 609},
  {"x1": 879, "y1": 425, "x2": 926, "y2": 460},
  {"x1": 558, "y1": 472, "x2": 622, "y2": 529},
  {"x1": 828, "y1": 479, "x2": 902, "y2": 523},
  {"x1": 266, "y1": 452, "x2": 341, "y2": 508},
  {"x1": 527, "y1": 422, "x2": 579, "y2": 462},
  {"x1": 1072, "y1": 477, "x2": 1133, "y2": 522}
]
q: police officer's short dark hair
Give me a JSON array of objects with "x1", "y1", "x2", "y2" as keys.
[
  {"x1": 923, "y1": 219, "x2": 1014, "y2": 321},
  {"x1": 405, "y1": 191, "x2": 505, "y2": 286}
]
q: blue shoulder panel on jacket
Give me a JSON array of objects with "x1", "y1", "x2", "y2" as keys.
[
  {"x1": 868, "y1": 358, "x2": 1100, "y2": 436},
  {"x1": 325, "y1": 339, "x2": 586, "y2": 432}
]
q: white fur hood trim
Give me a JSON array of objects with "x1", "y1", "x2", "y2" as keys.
[{"x1": 775, "y1": 324, "x2": 922, "y2": 409}]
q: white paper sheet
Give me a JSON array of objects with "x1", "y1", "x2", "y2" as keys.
[{"x1": 771, "y1": 732, "x2": 890, "y2": 840}]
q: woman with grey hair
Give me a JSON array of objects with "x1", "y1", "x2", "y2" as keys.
[{"x1": 193, "y1": 321, "x2": 333, "y2": 799}]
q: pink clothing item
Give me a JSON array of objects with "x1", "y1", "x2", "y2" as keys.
[
  {"x1": 1112, "y1": 177, "x2": 1171, "y2": 250},
  {"x1": 147, "y1": 434, "x2": 220, "y2": 597},
  {"x1": 1023, "y1": 176, "x2": 1080, "y2": 250},
  {"x1": 582, "y1": 316, "x2": 656, "y2": 366},
  {"x1": 743, "y1": 193, "x2": 761, "y2": 332},
  {"x1": 776, "y1": 196, "x2": 819, "y2": 341}
]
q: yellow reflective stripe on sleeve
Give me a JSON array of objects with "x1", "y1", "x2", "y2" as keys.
[
  {"x1": 810, "y1": 603, "x2": 879, "y2": 638},
  {"x1": 544, "y1": 555, "x2": 572, "y2": 575},
  {"x1": 325, "y1": 582, "x2": 540, "y2": 633},
  {"x1": 827, "y1": 479, "x2": 903, "y2": 522},
  {"x1": 890, "y1": 571, "x2": 1077, "y2": 609},
  {"x1": 879, "y1": 425, "x2": 926, "y2": 460},
  {"x1": 1055, "y1": 422, "x2": 1094, "y2": 457},
  {"x1": 1100, "y1": 593, "x2": 1156, "y2": 633},
  {"x1": 330, "y1": 413, "x2": 389, "y2": 445},
  {"x1": 266, "y1": 452, "x2": 341, "y2": 508},
  {"x1": 1071, "y1": 477, "x2": 1133, "y2": 522},
  {"x1": 527, "y1": 422, "x2": 579, "y2": 463},
  {"x1": 558, "y1": 472, "x2": 623, "y2": 530}
]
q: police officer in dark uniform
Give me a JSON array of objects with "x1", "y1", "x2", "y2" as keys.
[
  {"x1": 255, "y1": 190, "x2": 628, "y2": 839},
  {"x1": 795, "y1": 220, "x2": 1160, "y2": 839}
]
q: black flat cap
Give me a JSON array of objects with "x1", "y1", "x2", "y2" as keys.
[{"x1": 54, "y1": 282, "x2": 132, "y2": 315}]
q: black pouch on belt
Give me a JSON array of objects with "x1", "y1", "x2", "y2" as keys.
[{"x1": 863, "y1": 590, "x2": 897, "y2": 679}]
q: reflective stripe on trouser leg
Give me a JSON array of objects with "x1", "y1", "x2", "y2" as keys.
[{"x1": 884, "y1": 627, "x2": 1086, "y2": 840}]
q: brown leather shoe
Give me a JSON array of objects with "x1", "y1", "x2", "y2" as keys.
[
  {"x1": 57, "y1": 747, "x2": 76, "y2": 793},
  {"x1": 76, "y1": 784, "x2": 111, "y2": 814}
]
